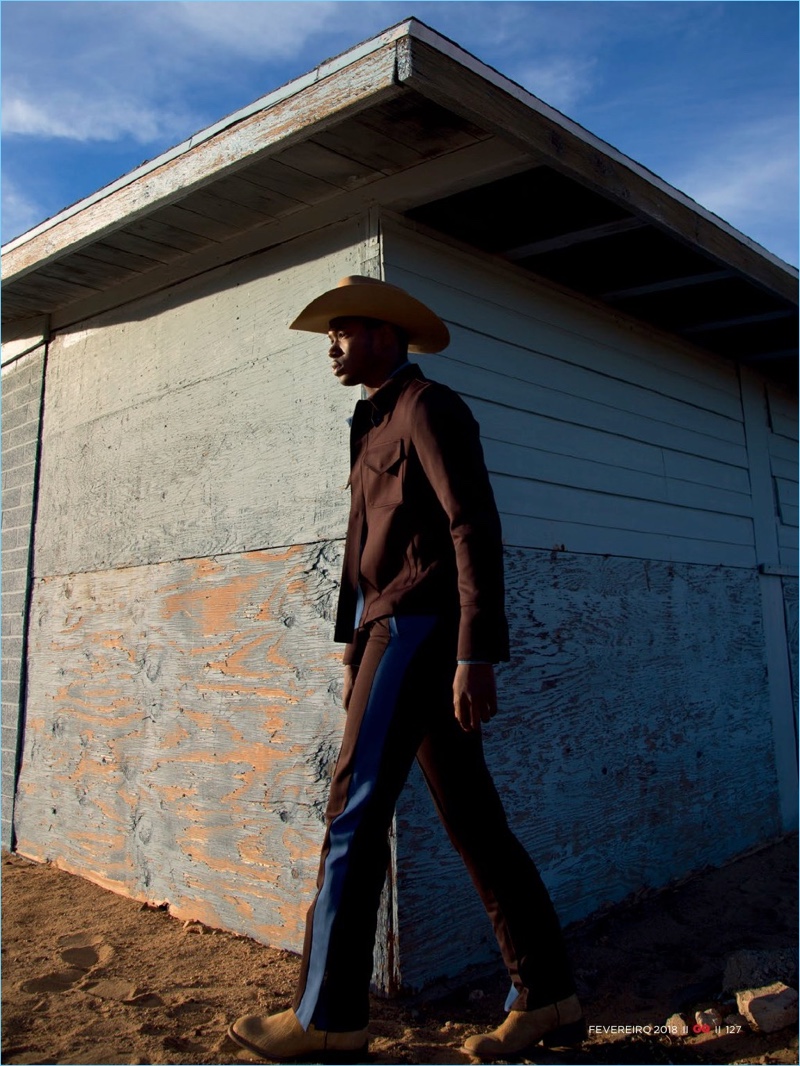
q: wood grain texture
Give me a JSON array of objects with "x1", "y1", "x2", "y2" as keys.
[
  {"x1": 393, "y1": 549, "x2": 782, "y2": 990},
  {"x1": 35, "y1": 221, "x2": 361, "y2": 578},
  {"x1": 14, "y1": 543, "x2": 345, "y2": 950}
]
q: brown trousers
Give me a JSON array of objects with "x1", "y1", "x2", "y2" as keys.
[{"x1": 292, "y1": 615, "x2": 575, "y2": 1032}]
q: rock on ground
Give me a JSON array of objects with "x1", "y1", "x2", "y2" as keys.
[{"x1": 737, "y1": 982, "x2": 799, "y2": 1035}]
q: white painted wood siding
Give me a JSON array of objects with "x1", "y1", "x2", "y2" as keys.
[
  {"x1": 766, "y1": 383, "x2": 799, "y2": 573},
  {"x1": 383, "y1": 221, "x2": 755, "y2": 569}
]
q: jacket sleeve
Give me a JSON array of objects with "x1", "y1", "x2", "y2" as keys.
[{"x1": 412, "y1": 385, "x2": 510, "y2": 663}]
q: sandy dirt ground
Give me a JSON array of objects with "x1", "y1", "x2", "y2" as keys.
[{"x1": 2, "y1": 833, "x2": 797, "y2": 1066}]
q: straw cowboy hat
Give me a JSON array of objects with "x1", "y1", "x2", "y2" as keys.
[{"x1": 289, "y1": 275, "x2": 450, "y2": 354}]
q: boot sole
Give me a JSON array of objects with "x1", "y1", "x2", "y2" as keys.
[
  {"x1": 227, "y1": 1022, "x2": 369, "y2": 1063},
  {"x1": 464, "y1": 1016, "x2": 588, "y2": 1058},
  {"x1": 540, "y1": 1016, "x2": 589, "y2": 1048}
]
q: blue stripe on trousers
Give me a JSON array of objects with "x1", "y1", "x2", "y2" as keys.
[{"x1": 295, "y1": 615, "x2": 437, "y2": 1031}]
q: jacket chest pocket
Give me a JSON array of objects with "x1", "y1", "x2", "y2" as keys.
[{"x1": 363, "y1": 439, "x2": 405, "y2": 509}]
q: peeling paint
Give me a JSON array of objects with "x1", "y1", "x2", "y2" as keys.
[{"x1": 15, "y1": 543, "x2": 344, "y2": 956}]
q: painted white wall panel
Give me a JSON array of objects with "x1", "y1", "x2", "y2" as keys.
[
  {"x1": 383, "y1": 223, "x2": 755, "y2": 569},
  {"x1": 385, "y1": 220, "x2": 742, "y2": 408}
]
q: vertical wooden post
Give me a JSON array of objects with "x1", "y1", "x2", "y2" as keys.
[{"x1": 740, "y1": 364, "x2": 798, "y2": 830}]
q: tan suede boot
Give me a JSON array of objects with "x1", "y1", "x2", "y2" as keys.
[
  {"x1": 228, "y1": 1007, "x2": 368, "y2": 1062},
  {"x1": 463, "y1": 994, "x2": 586, "y2": 1058}
]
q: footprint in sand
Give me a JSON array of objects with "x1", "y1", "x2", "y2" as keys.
[
  {"x1": 80, "y1": 978, "x2": 162, "y2": 1006},
  {"x1": 20, "y1": 932, "x2": 160, "y2": 1007},
  {"x1": 19, "y1": 933, "x2": 116, "y2": 997},
  {"x1": 20, "y1": 969, "x2": 86, "y2": 995},
  {"x1": 57, "y1": 932, "x2": 115, "y2": 971}
]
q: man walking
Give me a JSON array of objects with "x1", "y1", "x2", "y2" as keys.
[{"x1": 228, "y1": 275, "x2": 584, "y2": 1061}]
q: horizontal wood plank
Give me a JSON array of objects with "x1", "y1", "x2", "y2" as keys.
[
  {"x1": 492, "y1": 473, "x2": 754, "y2": 548},
  {"x1": 483, "y1": 437, "x2": 752, "y2": 518},
  {"x1": 499, "y1": 512, "x2": 756, "y2": 566},
  {"x1": 385, "y1": 224, "x2": 742, "y2": 415},
  {"x1": 470, "y1": 394, "x2": 751, "y2": 495},
  {"x1": 427, "y1": 356, "x2": 748, "y2": 469}
]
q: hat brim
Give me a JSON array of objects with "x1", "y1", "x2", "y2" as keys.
[{"x1": 289, "y1": 281, "x2": 450, "y2": 354}]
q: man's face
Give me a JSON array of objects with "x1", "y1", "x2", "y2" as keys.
[{"x1": 328, "y1": 315, "x2": 398, "y2": 392}]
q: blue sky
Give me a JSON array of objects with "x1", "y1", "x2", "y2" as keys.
[{"x1": 2, "y1": 1, "x2": 798, "y2": 265}]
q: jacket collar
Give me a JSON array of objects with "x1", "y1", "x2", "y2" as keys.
[{"x1": 364, "y1": 362, "x2": 424, "y2": 418}]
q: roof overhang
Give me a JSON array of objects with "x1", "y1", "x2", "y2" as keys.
[{"x1": 3, "y1": 19, "x2": 797, "y2": 386}]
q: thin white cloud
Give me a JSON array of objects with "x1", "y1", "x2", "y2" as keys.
[
  {"x1": 167, "y1": 1, "x2": 343, "y2": 61},
  {"x1": 511, "y1": 55, "x2": 597, "y2": 113},
  {"x1": 3, "y1": 90, "x2": 192, "y2": 144},
  {"x1": 675, "y1": 115, "x2": 799, "y2": 264},
  {"x1": 0, "y1": 1, "x2": 358, "y2": 146},
  {"x1": 2, "y1": 177, "x2": 47, "y2": 243}
]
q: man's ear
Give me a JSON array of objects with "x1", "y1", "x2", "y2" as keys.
[{"x1": 375, "y1": 321, "x2": 403, "y2": 357}]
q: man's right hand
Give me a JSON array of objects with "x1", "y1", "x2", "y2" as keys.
[{"x1": 343, "y1": 664, "x2": 358, "y2": 711}]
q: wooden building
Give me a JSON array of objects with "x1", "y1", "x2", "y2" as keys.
[{"x1": 2, "y1": 20, "x2": 797, "y2": 994}]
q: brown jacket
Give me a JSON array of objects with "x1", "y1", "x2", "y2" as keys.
[{"x1": 335, "y1": 363, "x2": 510, "y2": 664}]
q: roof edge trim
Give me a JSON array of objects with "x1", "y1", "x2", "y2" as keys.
[
  {"x1": 1, "y1": 19, "x2": 415, "y2": 256},
  {"x1": 403, "y1": 21, "x2": 798, "y2": 280}
]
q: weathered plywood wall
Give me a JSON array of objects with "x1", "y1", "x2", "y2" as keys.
[
  {"x1": 394, "y1": 551, "x2": 779, "y2": 988},
  {"x1": 13, "y1": 218, "x2": 366, "y2": 948},
  {"x1": 16, "y1": 544, "x2": 343, "y2": 945},
  {"x1": 382, "y1": 220, "x2": 789, "y2": 990}
]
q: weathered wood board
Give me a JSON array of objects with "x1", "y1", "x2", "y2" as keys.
[
  {"x1": 15, "y1": 542, "x2": 345, "y2": 949},
  {"x1": 34, "y1": 221, "x2": 361, "y2": 578},
  {"x1": 11, "y1": 207, "x2": 796, "y2": 1000},
  {"x1": 784, "y1": 578, "x2": 798, "y2": 727},
  {"x1": 15, "y1": 217, "x2": 370, "y2": 949},
  {"x1": 393, "y1": 549, "x2": 781, "y2": 990}
]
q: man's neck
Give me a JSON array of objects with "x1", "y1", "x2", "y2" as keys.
[{"x1": 364, "y1": 359, "x2": 411, "y2": 397}]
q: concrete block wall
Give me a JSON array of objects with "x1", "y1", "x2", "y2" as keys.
[{"x1": 1, "y1": 346, "x2": 46, "y2": 849}]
